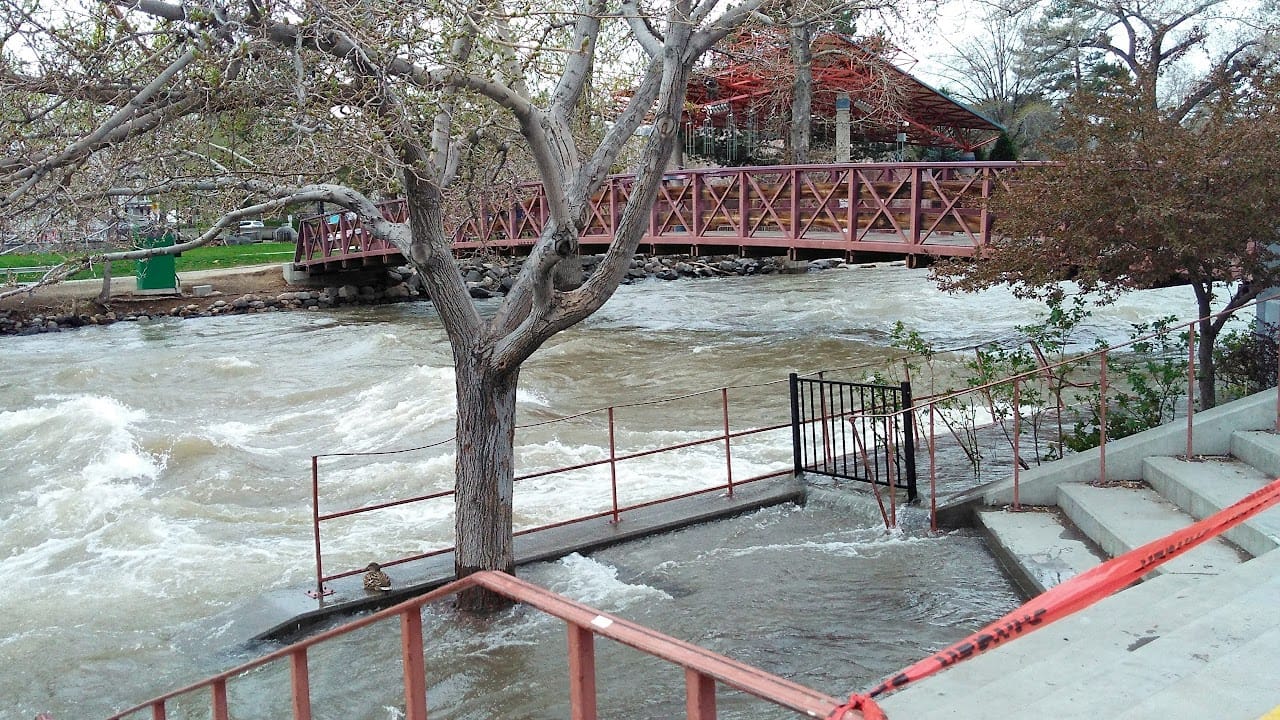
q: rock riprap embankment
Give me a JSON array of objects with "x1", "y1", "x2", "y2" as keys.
[{"x1": 0, "y1": 255, "x2": 849, "y2": 335}]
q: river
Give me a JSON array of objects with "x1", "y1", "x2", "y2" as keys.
[{"x1": 0, "y1": 263, "x2": 1201, "y2": 719}]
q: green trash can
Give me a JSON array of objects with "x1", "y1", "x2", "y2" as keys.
[{"x1": 135, "y1": 231, "x2": 177, "y2": 293}]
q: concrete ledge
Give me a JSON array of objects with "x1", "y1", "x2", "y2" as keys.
[
  {"x1": 239, "y1": 477, "x2": 805, "y2": 645},
  {"x1": 976, "y1": 507, "x2": 1105, "y2": 597},
  {"x1": 1056, "y1": 483, "x2": 1244, "y2": 578},
  {"x1": 979, "y1": 388, "x2": 1279, "y2": 507}
]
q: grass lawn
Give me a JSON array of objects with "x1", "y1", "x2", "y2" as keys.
[{"x1": 0, "y1": 242, "x2": 296, "y2": 281}]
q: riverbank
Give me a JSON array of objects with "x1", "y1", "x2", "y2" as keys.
[{"x1": 0, "y1": 254, "x2": 833, "y2": 335}]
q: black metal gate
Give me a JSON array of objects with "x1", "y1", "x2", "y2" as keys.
[{"x1": 788, "y1": 374, "x2": 917, "y2": 502}]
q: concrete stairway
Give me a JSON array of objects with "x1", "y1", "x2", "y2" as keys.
[{"x1": 880, "y1": 427, "x2": 1280, "y2": 719}]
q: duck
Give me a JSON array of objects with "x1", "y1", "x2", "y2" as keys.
[{"x1": 362, "y1": 562, "x2": 392, "y2": 592}]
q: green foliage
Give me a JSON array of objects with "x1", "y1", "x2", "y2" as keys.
[
  {"x1": 987, "y1": 132, "x2": 1018, "y2": 161},
  {"x1": 1063, "y1": 317, "x2": 1185, "y2": 452},
  {"x1": 1213, "y1": 322, "x2": 1279, "y2": 402}
]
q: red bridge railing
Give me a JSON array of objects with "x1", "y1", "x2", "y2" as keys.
[{"x1": 294, "y1": 161, "x2": 1029, "y2": 269}]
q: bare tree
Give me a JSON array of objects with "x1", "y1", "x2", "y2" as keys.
[
  {"x1": 936, "y1": 9, "x2": 1057, "y2": 156},
  {"x1": 1, "y1": 0, "x2": 769, "y2": 610},
  {"x1": 1008, "y1": 0, "x2": 1279, "y2": 120}
]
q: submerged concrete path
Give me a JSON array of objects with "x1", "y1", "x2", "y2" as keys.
[{"x1": 237, "y1": 477, "x2": 804, "y2": 645}]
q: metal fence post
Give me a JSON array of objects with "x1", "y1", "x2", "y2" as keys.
[
  {"x1": 1012, "y1": 379, "x2": 1021, "y2": 511},
  {"x1": 1099, "y1": 351, "x2": 1109, "y2": 485},
  {"x1": 310, "y1": 456, "x2": 325, "y2": 599},
  {"x1": 608, "y1": 407, "x2": 620, "y2": 524},
  {"x1": 789, "y1": 373, "x2": 803, "y2": 477},
  {"x1": 899, "y1": 381, "x2": 917, "y2": 503},
  {"x1": 1187, "y1": 323, "x2": 1197, "y2": 459},
  {"x1": 722, "y1": 388, "x2": 735, "y2": 498}
]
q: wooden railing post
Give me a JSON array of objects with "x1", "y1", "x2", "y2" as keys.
[
  {"x1": 211, "y1": 680, "x2": 229, "y2": 720},
  {"x1": 290, "y1": 649, "x2": 312, "y2": 720},
  {"x1": 568, "y1": 624, "x2": 598, "y2": 720},
  {"x1": 685, "y1": 669, "x2": 717, "y2": 720},
  {"x1": 401, "y1": 609, "x2": 428, "y2": 720}
]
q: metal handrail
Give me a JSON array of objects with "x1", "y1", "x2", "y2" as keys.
[
  {"x1": 309, "y1": 389, "x2": 795, "y2": 596},
  {"x1": 843, "y1": 295, "x2": 1279, "y2": 527},
  {"x1": 106, "y1": 571, "x2": 847, "y2": 720}
]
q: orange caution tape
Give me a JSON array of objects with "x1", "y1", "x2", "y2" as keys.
[{"x1": 856, "y1": 476, "x2": 1280, "y2": 707}]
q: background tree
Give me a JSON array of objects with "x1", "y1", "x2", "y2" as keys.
[
  {"x1": 937, "y1": 8, "x2": 1056, "y2": 157},
  {"x1": 1, "y1": 0, "x2": 772, "y2": 610},
  {"x1": 1008, "y1": 0, "x2": 1277, "y2": 119},
  {"x1": 936, "y1": 72, "x2": 1280, "y2": 409}
]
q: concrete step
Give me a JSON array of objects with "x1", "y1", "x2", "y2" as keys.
[
  {"x1": 1056, "y1": 482, "x2": 1244, "y2": 578},
  {"x1": 989, "y1": 556, "x2": 1280, "y2": 719},
  {"x1": 1112, "y1": 625, "x2": 1280, "y2": 720},
  {"x1": 1144, "y1": 455, "x2": 1280, "y2": 558},
  {"x1": 878, "y1": 551, "x2": 1280, "y2": 719},
  {"x1": 1230, "y1": 429, "x2": 1280, "y2": 479},
  {"x1": 975, "y1": 507, "x2": 1106, "y2": 595}
]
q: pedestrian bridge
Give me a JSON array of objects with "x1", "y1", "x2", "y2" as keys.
[{"x1": 293, "y1": 161, "x2": 1023, "y2": 272}]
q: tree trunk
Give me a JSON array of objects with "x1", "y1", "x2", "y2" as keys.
[
  {"x1": 1194, "y1": 285, "x2": 1217, "y2": 410},
  {"x1": 788, "y1": 17, "x2": 813, "y2": 165},
  {"x1": 453, "y1": 354, "x2": 520, "y2": 612}
]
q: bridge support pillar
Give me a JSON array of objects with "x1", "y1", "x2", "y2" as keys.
[{"x1": 835, "y1": 93, "x2": 851, "y2": 163}]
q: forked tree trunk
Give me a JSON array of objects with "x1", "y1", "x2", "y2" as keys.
[
  {"x1": 453, "y1": 356, "x2": 520, "y2": 612},
  {"x1": 788, "y1": 17, "x2": 813, "y2": 165}
]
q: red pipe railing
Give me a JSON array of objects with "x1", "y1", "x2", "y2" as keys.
[
  {"x1": 108, "y1": 571, "x2": 847, "y2": 720},
  {"x1": 851, "y1": 298, "x2": 1279, "y2": 525},
  {"x1": 295, "y1": 162, "x2": 1033, "y2": 268},
  {"x1": 308, "y1": 387, "x2": 795, "y2": 597}
]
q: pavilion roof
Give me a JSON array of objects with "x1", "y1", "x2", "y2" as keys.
[{"x1": 685, "y1": 32, "x2": 1003, "y2": 152}]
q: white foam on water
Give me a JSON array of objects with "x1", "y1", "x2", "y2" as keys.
[
  {"x1": 331, "y1": 366, "x2": 457, "y2": 448},
  {"x1": 209, "y1": 355, "x2": 257, "y2": 372},
  {"x1": 543, "y1": 553, "x2": 672, "y2": 609},
  {"x1": 516, "y1": 386, "x2": 551, "y2": 407}
]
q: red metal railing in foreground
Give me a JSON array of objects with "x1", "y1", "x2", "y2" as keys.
[
  {"x1": 309, "y1": 386, "x2": 795, "y2": 597},
  {"x1": 294, "y1": 161, "x2": 1031, "y2": 269},
  {"x1": 106, "y1": 571, "x2": 847, "y2": 720}
]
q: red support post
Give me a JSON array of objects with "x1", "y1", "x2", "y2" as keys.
[
  {"x1": 1099, "y1": 351, "x2": 1109, "y2": 485},
  {"x1": 150, "y1": 702, "x2": 166, "y2": 720},
  {"x1": 290, "y1": 649, "x2": 312, "y2": 720},
  {"x1": 211, "y1": 680, "x2": 229, "y2": 720},
  {"x1": 309, "y1": 455, "x2": 327, "y2": 598},
  {"x1": 685, "y1": 668, "x2": 717, "y2": 720},
  {"x1": 722, "y1": 388, "x2": 734, "y2": 497},
  {"x1": 909, "y1": 166, "x2": 921, "y2": 245},
  {"x1": 928, "y1": 403, "x2": 937, "y2": 532},
  {"x1": 401, "y1": 609, "x2": 428, "y2": 720},
  {"x1": 1012, "y1": 379, "x2": 1021, "y2": 511},
  {"x1": 789, "y1": 168, "x2": 799, "y2": 239},
  {"x1": 567, "y1": 624, "x2": 598, "y2": 720},
  {"x1": 608, "y1": 407, "x2": 620, "y2": 524},
  {"x1": 1186, "y1": 323, "x2": 1197, "y2": 460}
]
